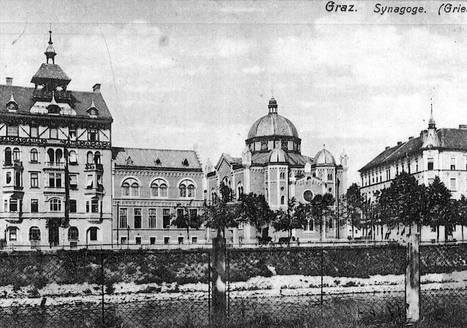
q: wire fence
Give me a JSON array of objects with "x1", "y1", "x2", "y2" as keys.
[{"x1": 0, "y1": 243, "x2": 466, "y2": 327}]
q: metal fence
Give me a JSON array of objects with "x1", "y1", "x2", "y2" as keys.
[
  {"x1": 0, "y1": 243, "x2": 466, "y2": 327},
  {"x1": 0, "y1": 249, "x2": 211, "y2": 328},
  {"x1": 226, "y1": 244, "x2": 407, "y2": 327}
]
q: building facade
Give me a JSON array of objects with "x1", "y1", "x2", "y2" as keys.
[
  {"x1": 359, "y1": 112, "x2": 467, "y2": 242},
  {"x1": 112, "y1": 147, "x2": 205, "y2": 246},
  {"x1": 0, "y1": 32, "x2": 113, "y2": 248},
  {"x1": 206, "y1": 98, "x2": 349, "y2": 244}
]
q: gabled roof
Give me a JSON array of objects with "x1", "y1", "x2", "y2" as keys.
[
  {"x1": 31, "y1": 64, "x2": 71, "y2": 84},
  {"x1": 359, "y1": 128, "x2": 467, "y2": 172},
  {"x1": 0, "y1": 85, "x2": 112, "y2": 120},
  {"x1": 112, "y1": 147, "x2": 202, "y2": 170},
  {"x1": 214, "y1": 153, "x2": 241, "y2": 171}
]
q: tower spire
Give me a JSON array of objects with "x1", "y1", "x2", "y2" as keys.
[
  {"x1": 428, "y1": 98, "x2": 436, "y2": 129},
  {"x1": 45, "y1": 28, "x2": 57, "y2": 64}
]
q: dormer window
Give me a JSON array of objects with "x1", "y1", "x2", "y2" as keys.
[
  {"x1": 126, "y1": 156, "x2": 134, "y2": 165},
  {"x1": 88, "y1": 108, "x2": 98, "y2": 116},
  {"x1": 6, "y1": 93, "x2": 18, "y2": 112},
  {"x1": 87, "y1": 99, "x2": 98, "y2": 117},
  {"x1": 87, "y1": 129, "x2": 98, "y2": 141},
  {"x1": 182, "y1": 158, "x2": 189, "y2": 166},
  {"x1": 155, "y1": 158, "x2": 162, "y2": 166}
]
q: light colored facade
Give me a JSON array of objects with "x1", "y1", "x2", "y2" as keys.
[
  {"x1": 206, "y1": 98, "x2": 349, "y2": 244},
  {"x1": 359, "y1": 113, "x2": 467, "y2": 242},
  {"x1": 0, "y1": 32, "x2": 113, "y2": 249},
  {"x1": 112, "y1": 147, "x2": 205, "y2": 246}
]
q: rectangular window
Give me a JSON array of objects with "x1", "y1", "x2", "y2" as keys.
[
  {"x1": 69, "y1": 174, "x2": 78, "y2": 189},
  {"x1": 120, "y1": 208, "x2": 128, "y2": 228},
  {"x1": 7, "y1": 125, "x2": 18, "y2": 137},
  {"x1": 48, "y1": 173, "x2": 62, "y2": 188},
  {"x1": 451, "y1": 158, "x2": 456, "y2": 170},
  {"x1": 88, "y1": 129, "x2": 98, "y2": 141},
  {"x1": 178, "y1": 236, "x2": 184, "y2": 244},
  {"x1": 135, "y1": 237, "x2": 141, "y2": 245},
  {"x1": 164, "y1": 237, "x2": 170, "y2": 245},
  {"x1": 30, "y1": 126, "x2": 39, "y2": 138},
  {"x1": 69, "y1": 128, "x2": 76, "y2": 140},
  {"x1": 69, "y1": 199, "x2": 77, "y2": 213},
  {"x1": 86, "y1": 174, "x2": 93, "y2": 189},
  {"x1": 86, "y1": 201, "x2": 89, "y2": 213},
  {"x1": 121, "y1": 237, "x2": 127, "y2": 244},
  {"x1": 450, "y1": 178, "x2": 457, "y2": 191},
  {"x1": 190, "y1": 209, "x2": 198, "y2": 219},
  {"x1": 177, "y1": 208, "x2": 184, "y2": 219},
  {"x1": 90, "y1": 228, "x2": 97, "y2": 241},
  {"x1": 134, "y1": 208, "x2": 142, "y2": 229},
  {"x1": 31, "y1": 199, "x2": 38, "y2": 213},
  {"x1": 150, "y1": 237, "x2": 156, "y2": 245},
  {"x1": 49, "y1": 128, "x2": 58, "y2": 139},
  {"x1": 327, "y1": 173, "x2": 333, "y2": 181},
  {"x1": 30, "y1": 172, "x2": 39, "y2": 188},
  {"x1": 163, "y1": 209, "x2": 171, "y2": 228},
  {"x1": 91, "y1": 199, "x2": 99, "y2": 213},
  {"x1": 428, "y1": 158, "x2": 434, "y2": 171},
  {"x1": 9, "y1": 228, "x2": 17, "y2": 241},
  {"x1": 9, "y1": 199, "x2": 18, "y2": 212},
  {"x1": 192, "y1": 237, "x2": 198, "y2": 244},
  {"x1": 149, "y1": 208, "x2": 157, "y2": 228}
]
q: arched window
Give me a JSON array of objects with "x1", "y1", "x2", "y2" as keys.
[
  {"x1": 47, "y1": 148, "x2": 55, "y2": 164},
  {"x1": 94, "y1": 151, "x2": 101, "y2": 164},
  {"x1": 87, "y1": 151, "x2": 93, "y2": 164},
  {"x1": 179, "y1": 179, "x2": 195, "y2": 198},
  {"x1": 30, "y1": 148, "x2": 39, "y2": 163},
  {"x1": 49, "y1": 198, "x2": 61, "y2": 212},
  {"x1": 68, "y1": 227, "x2": 79, "y2": 241},
  {"x1": 55, "y1": 149, "x2": 63, "y2": 164},
  {"x1": 121, "y1": 178, "x2": 140, "y2": 197},
  {"x1": 280, "y1": 195, "x2": 285, "y2": 205},
  {"x1": 69, "y1": 150, "x2": 77, "y2": 164},
  {"x1": 151, "y1": 178, "x2": 168, "y2": 198},
  {"x1": 29, "y1": 226, "x2": 41, "y2": 241},
  {"x1": 237, "y1": 182, "x2": 244, "y2": 200},
  {"x1": 13, "y1": 148, "x2": 20, "y2": 161},
  {"x1": 5, "y1": 147, "x2": 12, "y2": 165}
]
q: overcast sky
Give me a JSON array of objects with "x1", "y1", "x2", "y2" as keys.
[{"x1": 0, "y1": 0, "x2": 466, "y2": 185}]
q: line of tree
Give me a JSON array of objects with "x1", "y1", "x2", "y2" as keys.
[{"x1": 342, "y1": 172, "x2": 467, "y2": 242}]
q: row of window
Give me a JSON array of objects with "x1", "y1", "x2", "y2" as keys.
[
  {"x1": 118, "y1": 208, "x2": 198, "y2": 229},
  {"x1": 5, "y1": 125, "x2": 100, "y2": 141},
  {"x1": 121, "y1": 178, "x2": 196, "y2": 198},
  {"x1": 4, "y1": 197, "x2": 103, "y2": 213},
  {"x1": 8, "y1": 226, "x2": 99, "y2": 242},
  {"x1": 4, "y1": 147, "x2": 102, "y2": 166},
  {"x1": 120, "y1": 235, "x2": 199, "y2": 245}
]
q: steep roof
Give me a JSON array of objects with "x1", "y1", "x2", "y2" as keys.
[
  {"x1": 31, "y1": 63, "x2": 71, "y2": 83},
  {"x1": 359, "y1": 128, "x2": 467, "y2": 172},
  {"x1": 251, "y1": 152, "x2": 313, "y2": 166},
  {"x1": 112, "y1": 147, "x2": 202, "y2": 170},
  {"x1": 0, "y1": 84, "x2": 112, "y2": 120}
]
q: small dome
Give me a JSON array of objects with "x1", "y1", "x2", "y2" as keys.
[
  {"x1": 269, "y1": 97, "x2": 277, "y2": 106},
  {"x1": 314, "y1": 148, "x2": 336, "y2": 165},
  {"x1": 268, "y1": 148, "x2": 287, "y2": 163}
]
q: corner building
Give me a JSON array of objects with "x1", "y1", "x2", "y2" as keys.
[
  {"x1": 206, "y1": 98, "x2": 349, "y2": 244},
  {"x1": 359, "y1": 112, "x2": 467, "y2": 242},
  {"x1": 0, "y1": 32, "x2": 113, "y2": 248}
]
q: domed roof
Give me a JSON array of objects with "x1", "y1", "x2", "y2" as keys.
[
  {"x1": 314, "y1": 148, "x2": 336, "y2": 165},
  {"x1": 247, "y1": 98, "x2": 299, "y2": 139},
  {"x1": 268, "y1": 148, "x2": 288, "y2": 163}
]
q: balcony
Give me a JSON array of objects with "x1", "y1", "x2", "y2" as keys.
[
  {"x1": 2, "y1": 184, "x2": 24, "y2": 194},
  {"x1": 85, "y1": 163, "x2": 104, "y2": 172},
  {"x1": 3, "y1": 160, "x2": 23, "y2": 169},
  {"x1": 84, "y1": 184, "x2": 105, "y2": 196},
  {"x1": 32, "y1": 89, "x2": 72, "y2": 102}
]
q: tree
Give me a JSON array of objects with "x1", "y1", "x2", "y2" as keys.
[
  {"x1": 310, "y1": 193, "x2": 335, "y2": 241},
  {"x1": 458, "y1": 195, "x2": 467, "y2": 241},
  {"x1": 202, "y1": 184, "x2": 240, "y2": 238},
  {"x1": 426, "y1": 176, "x2": 453, "y2": 242},
  {"x1": 272, "y1": 197, "x2": 308, "y2": 245},
  {"x1": 344, "y1": 183, "x2": 363, "y2": 239},
  {"x1": 237, "y1": 193, "x2": 274, "y2": 240},
  {"x1": 171, "y1": 201, "x2": 204, "y2": 243},
  {"x1": 377, "y1": 172, "x2": 427, "y2": 236}
]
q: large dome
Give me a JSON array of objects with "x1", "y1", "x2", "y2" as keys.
[
  {"x1": 247, "y1": 98, "x2": 299, "y2": 139},
  {"x1": 314, "y1": 148, "x2": 336, "y2": 165}
]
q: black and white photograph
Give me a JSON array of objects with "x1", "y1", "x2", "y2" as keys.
[{"x1": 0, "y1": 0, "x2": 466, "y2": 327}]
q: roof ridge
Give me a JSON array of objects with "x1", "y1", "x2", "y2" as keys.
[{"x1": 115, "y1": 146, "x2": 196, "y2": 152}]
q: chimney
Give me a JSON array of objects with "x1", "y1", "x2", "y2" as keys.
[
  {"x1": 408, "y1": 136, "x2": 414, "y2": 140},
  {"x1": 397, "y1": 141, "x2": 402, "y2": 146},
  {"x1": 6, "y1": 77, "x2": 13, "y2": 86},
  {"x1": 92, "y1": 83, "x2": 101, "y2": 93},
  {"x1": 459, "y1": 124, "x2": 467, "y2": 130},
  {"x1": 385, "y1": 146, "x2": 390, "y2": 150}
]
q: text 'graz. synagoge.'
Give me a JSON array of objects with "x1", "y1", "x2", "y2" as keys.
[{"x1": 1, "y1": 32, "x2": 466, "y2": 249}]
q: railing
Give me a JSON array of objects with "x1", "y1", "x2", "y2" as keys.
[
  {"x1": 32, "y1": 89, "x2": 72, "y2": 101},
  {"x1": 85, "y1": 163, "x2": 104, "y2": 171},
  {"x1": 45, "y1": 161, "x2": 65, "y2": 168}
]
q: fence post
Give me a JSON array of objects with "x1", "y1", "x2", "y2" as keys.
[
  {"x1": 212, "y1": 237, "x2": 227, "y2": 326},
  {"x1": 406, "y1": 232, "x2": 420, "y2": 326}
]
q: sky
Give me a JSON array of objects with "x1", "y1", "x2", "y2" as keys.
[{"x1": 0, "y1": 0, "x2": 467, "y2": 185}]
